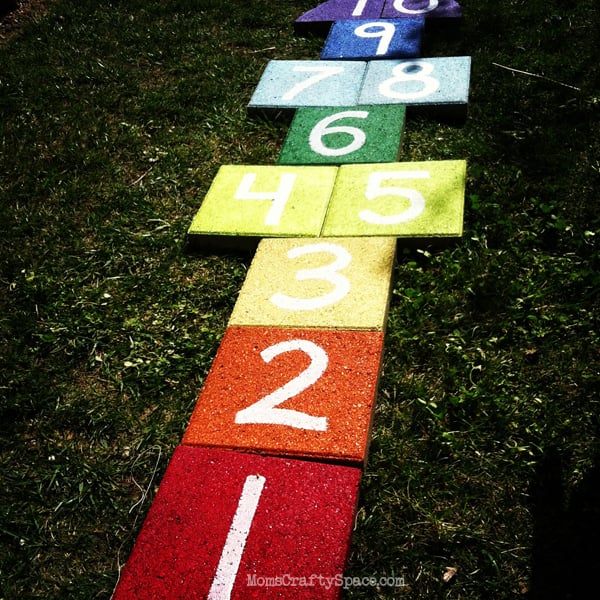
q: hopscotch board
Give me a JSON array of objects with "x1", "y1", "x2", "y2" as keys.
[{"x1": 114, "y1": 1, "x2": 470, "y2": 598}]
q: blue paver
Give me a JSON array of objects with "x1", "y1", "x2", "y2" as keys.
[{"x1": 320, "y1": 18, "x2": 424, "y2": 60}]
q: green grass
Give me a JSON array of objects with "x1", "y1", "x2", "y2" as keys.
[{"x1": 1, "y1": 0, "x2": 599, "y2": 598}]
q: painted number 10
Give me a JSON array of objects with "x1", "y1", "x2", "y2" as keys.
[{"x1": 353, "y1": 0, "x2": 439, "y2": 15}]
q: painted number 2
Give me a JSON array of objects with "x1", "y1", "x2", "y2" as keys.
[{"x1": 235, "y1": 339, "x2": 329, "y2": 431}]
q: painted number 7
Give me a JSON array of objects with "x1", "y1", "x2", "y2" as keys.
[
  {"x1": 282, "y1": 65, "x2": 345, "y2": 101},
  {"x1": 235, "y1": 339, "x2": 329, "y2": 431}
]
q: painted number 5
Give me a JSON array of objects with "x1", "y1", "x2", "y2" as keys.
[
  {"x1": 360, "y1": 170, "x2": 429, "y2": 224},
  {"x1": 270, "y1": 242, "x2": 352, "y2": 311},
  {"x1": 235, "y1": 339, "x2": 329, "y2": 431}
]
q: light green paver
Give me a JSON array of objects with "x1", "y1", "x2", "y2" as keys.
[
  {"x1": 187, "y1": 165, "x2": 338, "y2": 245},
  {"x1": 321, "y1": 160, "x2": 466, "y2": 238},
  {"x1": 228, "y1": 237, "x2": 397, "y2": 330},
  {"x1": 277, "y1": 105, "x2": 406, "y2": 165}
]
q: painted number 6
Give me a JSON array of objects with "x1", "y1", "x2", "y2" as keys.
[
  {"x1": 235, "y1": 339, "x2": 329, "y2": 431},
  {"x1": 309, "y1": 111, "x2": 368, "y2": 157}
]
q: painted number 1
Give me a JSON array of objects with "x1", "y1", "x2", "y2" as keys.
[{"x1": 207, "y1": 474, "x2": 266, "y2": 600}]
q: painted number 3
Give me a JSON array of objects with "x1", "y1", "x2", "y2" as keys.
[
  {"x1": 235, "y1": 339, "x2": 329, "y2": 431},
  {"x1": 270, "y1": 242, "x2": 352, "y2": 311}
]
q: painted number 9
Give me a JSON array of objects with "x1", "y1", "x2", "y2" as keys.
[
  {"x1": 354, "y1": 22, "x2": 396, "y2": 56},
  {"x1": 309, "y1": 111, "x2": 368, "y2": 157}
]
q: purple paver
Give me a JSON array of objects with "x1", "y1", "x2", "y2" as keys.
[{"x1": 295, "y1": 0, "x2": 386, "y2": 35}]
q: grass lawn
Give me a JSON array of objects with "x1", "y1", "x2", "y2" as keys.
[{"x1": 1, "y1": 0, "x2": 599, "y2": 598}]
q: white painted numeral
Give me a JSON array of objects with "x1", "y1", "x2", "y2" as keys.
[
  {"x1": 207, "y1": 474, "x2": 266, "y2": 600},
  {"x1": 352, "y1": 0, "x2": 369, "y2": 16},
  {"x1": 360, "y1": 171, "x2": 429, "y2": 224},
  {"x1": 309, "y1": 110, "x2": 368, "y2": 157},
  {"x1": 270, "y1": 242, "x2": 352, "y2": 311},
  {"x1": 235, "y1": 173, "x2": 296, "y2": 226},
  {"x1": 282, "y1": 65, "x2": 345, "y2": 101},
  {"x1": 379, "y1": 61, "x2": 439, "y2": 100},
  {"x1": 235, "y1": 340, "x2": 328, "y2": 431},
  {"x1": 393, "y1": 0, "x2": 439, "y2": 14},
  {"x1": 355, "y1": 22, "x2": 396, "y2": 56}
]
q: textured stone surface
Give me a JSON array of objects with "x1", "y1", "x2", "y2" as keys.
[
  {"x1": 322, "y1": 160, "x2": 467, "y2": 238},
  {"x1": 183, "y1": 326, "x2": 385, "y2": 463},
  {"x1": 320, "y1": 18, "x2": 424, "y2": 60},
  {"x1": 277, "y1": 105, "x2": 405, "y2": 165},
  {"x1": 228, "y1": 237, "x2": 396, "y2": 330},
  {"x1": 112, "y1": 446, "x2": 361, "y2": 599}
]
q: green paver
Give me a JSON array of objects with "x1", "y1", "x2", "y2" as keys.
[
  {"x1": 187, "y1": 165, "x2": 338, "y2": 248},
  {"x1": 277, "y1": 105, "x2": 406, "y2": 165},
  {"x1": 228, "y1": 237, "x2": 396, "y2": 331},
  {"x1": 321, "y1": 160, "x2": 466, "y2": 238}
]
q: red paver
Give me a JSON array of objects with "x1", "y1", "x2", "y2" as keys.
[
  {"x1": 183, "y1": 326, "x2": 385, "y2": 464},
  {"x1": 112, "y1": 446, "x2": 361, "y2": 600}
]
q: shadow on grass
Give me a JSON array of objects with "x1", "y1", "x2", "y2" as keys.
[{"x1": 529, "y1": 446, "x2": 600, "y2": 599}]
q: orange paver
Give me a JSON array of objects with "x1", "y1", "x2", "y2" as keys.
[{"x1": 183, "y1": 326, "x2": 385, "y2": 464}]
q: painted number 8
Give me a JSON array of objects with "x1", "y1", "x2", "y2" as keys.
[
  {"x1": 380, "y1": 61, "x2": 439, "y2": 100},
  {"x1": 309, "y1": 111, "x2": 368, "y2": 157}
]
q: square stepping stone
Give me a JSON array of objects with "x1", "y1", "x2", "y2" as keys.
[
  {"x1": 187, "y1": 165, "x2": 338, "y2": 249},
  {"x1": 357, "y1": 56, "x2": 471, "y2": 119},
  {"x1": 228, "y1": 237, "x2": 396, "y2": 330},
  {"x1": 320, "y1": 18, "x2": 424, "y2": 60},
  {"x1": 382, "y1": 0, "x2": 462, "y2": 20},
  {"x1": 294, "y1": 0, "x2": 387, "y2": 36},
  {"x1": 248, "y1": 60, "x2": 367, "y2": 116},
  {"x1": 277, "y1": 105, "x2": 405, "y2": 165},
  {"x1": 112, "y1": 446, "x2": 361, "y2": 600},
  {"x1": 183, "y1": 326, "x2": 385, "y2": 464},
  {"x1": 321, "y1": 160, "x2": 466, "y2": 239}
]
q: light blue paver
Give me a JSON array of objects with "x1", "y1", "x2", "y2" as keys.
[
  {"x1": 248, "y1": 60, "x2": 367, "y2": 111},
  {"x1": 357, "y1": 56, "x2": 471, "y2": 109}
]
